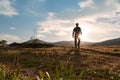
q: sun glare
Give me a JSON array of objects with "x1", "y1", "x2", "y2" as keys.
[{"x1": 80, "y1": 24, "x2": 93, "y2": 42}]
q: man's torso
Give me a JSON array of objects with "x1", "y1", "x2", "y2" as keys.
[{"x1": 74, "y1": 27, "x2": 81, "y2": 38}]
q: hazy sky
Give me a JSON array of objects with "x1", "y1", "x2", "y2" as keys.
[{"x1": 0, "y1": 0, "x2": 120, "y2": 43}]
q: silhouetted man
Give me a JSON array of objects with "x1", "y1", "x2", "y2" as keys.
[{"x1": 72, "y1": 23, "x2": 82, "y2": 48}]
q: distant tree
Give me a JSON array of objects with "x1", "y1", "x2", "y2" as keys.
[{"x1": 0, "y1": 40, "x2": 7, "y2": 45}]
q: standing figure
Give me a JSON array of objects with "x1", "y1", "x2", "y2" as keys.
[{"x1": 72, "y1": 23, "x2": 82, "y2": 48}]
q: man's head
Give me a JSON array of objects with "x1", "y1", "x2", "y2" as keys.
[{"x1": 76, "y1": 23, "x2": 79, "y2": 27}]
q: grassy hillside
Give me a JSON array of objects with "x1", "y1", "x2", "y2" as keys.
[
  {"x1": 0, "y1": 46, "x2": 120, "y2": 80},
  {"x1": 94, "y1": 38, "x2": 120, "y2": 46}
]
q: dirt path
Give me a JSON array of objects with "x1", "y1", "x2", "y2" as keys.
[
  {"x1": 83, "y1": 48, "x2": 120, "y2": 68},
  {"x1": 59, "y1": 48, "x2": 120, "y2": 70}
]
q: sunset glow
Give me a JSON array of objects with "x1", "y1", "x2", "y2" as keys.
[{"x1": 0, "y1": 0, "x2": 120, "y2": 43}]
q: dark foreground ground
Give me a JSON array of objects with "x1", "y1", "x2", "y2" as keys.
[{"x1": 0, "y1": 45, "x2": 120, "y2": 80}]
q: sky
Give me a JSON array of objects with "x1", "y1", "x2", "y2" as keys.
[{"x1": 0, "y1": 0, "x2": 120, "y2": 43}]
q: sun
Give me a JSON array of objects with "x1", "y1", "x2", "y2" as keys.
[{"x1": 80, "y1": 24, "x2": 93, "y2": 42}]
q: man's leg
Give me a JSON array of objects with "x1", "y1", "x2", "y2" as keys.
[
  {"x1": 74, "y1": 38, "x2": 77, "y2": 48},
  {"x1": 78, "y1": 38, "x2": 80, "y2": 48}
]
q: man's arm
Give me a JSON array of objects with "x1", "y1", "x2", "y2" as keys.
[
  {"x1": 80, "y1": 28, "x2": 82, "y2": 35},
  {"x1": 72, "y1": 29, "x2": 74, "y2": 38}
]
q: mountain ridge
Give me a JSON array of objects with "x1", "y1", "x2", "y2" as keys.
[
  {"x1": 93, "y1": 38, "x2": 120, "y2": 46},
  {"x1": 9, "y1": 37, "x2": 120, "y2": 47}
]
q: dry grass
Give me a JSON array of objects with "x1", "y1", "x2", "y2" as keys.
[{"x1": 0, "y1": 45, "x2": 120, "y2": 80}]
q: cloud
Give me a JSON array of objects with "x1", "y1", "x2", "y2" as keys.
[
  {"x1": 97, "y1": 12, "x2": 120, "y2": 25},
  {"x1": 24, "y1": 0, "x2": 46, "y2": 17},
  {"x1": 74, "y1": 13, "x2": 120, "y2": 42},
  {"x1": 0, "y1": 0, "x2": 18, "y2": 17},
  {"x1": 0, "y1": 33, "x2": 21, "y2": 43},
  {"x1": 36, "y1": 34, "x2": 46, "y2": 39},
  {"x1": 56, "y1": 0, "x2": 120, "y2": 20},
  {"x1": 10, "y1": 27, "x2": 16, "y2": 30},
  {"x1": 36, "y1": 0, "x2": 120, "y2": 42},
  {"x1": 37, "y1": 12, "x2": 74, "y2": 42},
  {"x1": 79, "y1": 0, "x2": 94, "y2": 8},
  {"x1": 48, "y1": 12, "x2": 55, "y2": 18}
]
